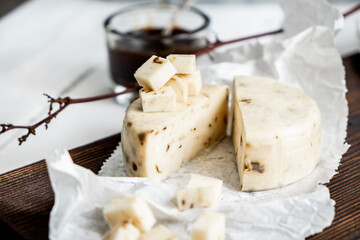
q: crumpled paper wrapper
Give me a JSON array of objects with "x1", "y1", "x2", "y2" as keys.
[{"x1": 46, "y1": 0, "x2": 349, "y2": 239}]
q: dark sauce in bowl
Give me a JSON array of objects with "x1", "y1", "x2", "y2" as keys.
[{"x1": 107, "y1": 27, "x2": 208, "y2": 88}]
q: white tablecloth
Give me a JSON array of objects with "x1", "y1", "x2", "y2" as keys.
[{"x1": 0, "y1": 0, "x2": 357, "y2": 174}]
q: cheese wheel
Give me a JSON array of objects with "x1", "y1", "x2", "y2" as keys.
[
  {"x1": 122, "y1": 85, "x2": 228, "y2": 181},
  {"x1": 232, "y1": 76, "x2": 321, "y2": 191}
]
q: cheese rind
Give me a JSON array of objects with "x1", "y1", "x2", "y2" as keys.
[
  {"x1": 134, "y1": 55, "x2": 177, "y2": 91},
  {"x1": 167, "y1": 54, "x2": 196, "y2": 74},
  {"x1": 164, "y1": 75, "x2": 189, "y2": 102},
  {"x1": 138, "y1": 225, "x2": 180, "y2": 240},
  {"x1": 103, "y1": 196, "x2": 156, "y2": 233},
  {"x1": 232, "y1": 76, "x2": 322, "y2": 191},
  {"x1": 103, "y1": 223, "x2": 140, "y2": 240},
  {"x1": 140, "y1": 87, "x2": 176, "y2": 112},
  {"x1": 192, "y1": 211, "x2": 226, "y2": 240},
  {"x1": 176, "y1": 174, "x2": 223, "y2": 211},
  {"x1": 122, "y1": 85, "x2": 229, "y2": 181}
]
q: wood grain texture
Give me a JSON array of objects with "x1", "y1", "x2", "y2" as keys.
[
  {"x1": 0, "y1": 134, "x2": 120, "y2": 239},
  {"x1": 0, "y1": 55, "x2": 359, "y2": 240}
]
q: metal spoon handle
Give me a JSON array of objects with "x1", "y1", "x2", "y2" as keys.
[{"x1": 162, "y1": 0, "x2": 197, "y2": 36}]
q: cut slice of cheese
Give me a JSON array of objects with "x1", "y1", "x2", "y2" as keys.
[
  {"x1": 167, "y1": 54, "x2": 196, "y2": 74},
  {"x1": 164, "y1": 75, "x2": 189, "y2": 102},
  {"x1": 177, "y1": 71, "x2": 202, "y2": 96},
  {"x1": 140, "y1": 87, "x2": 176, "y2": 112},
  {"x1": 138, "y1": 225, "x2": 180, "y2": 240},
  {"x1": 176, "y1": 174, "x2": 223, "y2": 211},
  {"x1": 134, "y1": 55, "x2": 176, "y2": 91},
  {"x1": 103, "y1": 223, "x2": 140, "y2": 240},
  {"x1": 192, "y1": 211, "x2": 226, "y2": 240},
  {"x1": 177, "y1": 187, "x2": 219, "y2": 211},
  {"x1": 187, "y1": 174, "x2": 223, "y2": 190},
  {"x1": 122, "y1": 85, "x2": 229, "y2": 181},
  {"x1": 103, "y1": 196, "x2": 156, "y2": 233},
  {"x1": 232, "y1": 76, "x2": 321, "y2": 191}
]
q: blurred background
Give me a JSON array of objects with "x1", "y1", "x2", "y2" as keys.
[{"x1": 1, "y1": 0, "x2": 359, "y2": 19}]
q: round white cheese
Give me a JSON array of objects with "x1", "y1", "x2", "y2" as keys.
[{"x1": 233, "y1": 76, "x2": 322, "y2": 191}]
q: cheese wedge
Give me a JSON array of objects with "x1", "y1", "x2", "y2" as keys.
[
  {"x1": 140, "y1": 87, "x2": 176, "y2": 112},
  {"x1": 177, "y1": 174, "x2": 223, "y2": 211},
  {"x1": 122, "y1": 85, "x2": 229, "y2": 181},
  {"x1": 103, "y1": 196, "x2": 156, "y2": 233},
  {"x1": 164, "y1": 75, "x2": 189, "y2": 102},
  {"x1": 103, "y1": 223, "x2": 140, "y2": 240},
  {"x1": 134, "y1": 55, "x2": 177, "y2": 91},
  {"x1": 192, "y1": 211, "x2": 226, "y2": 240},
  {"x1": 138, "y1": 225, "x2": 180, "y2": 240},
  {"x1": 167, "y1": 54, "x2": 196, "y2": 74},
  {"x1": 232, "y1": 76, "x2": 321, "y2": 191}
]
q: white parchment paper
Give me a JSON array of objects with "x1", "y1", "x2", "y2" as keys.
[{"x1": 46, "y1": 1, "x2": 349, "y2": 239}]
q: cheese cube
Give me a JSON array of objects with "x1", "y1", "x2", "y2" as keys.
[
  {"x1": 103, "y1": 223, "x2": 140, "y2": 240},
  {"x1": 138, "y1": 225, "x2": 180, "y2": 240},
  {"x1": 232, "y1": 76, "x2": 321, "y2": 191},
  {"x1": 167, "y1": 54, "x2": 196, "y2": 74},
  {"x1": 140, "y1": 87, "x2": 176, "y2": 113},
  {"x1": 122, "y1": 85, "x2": 228, "y2": 181},
  {"x1": 192, "y1": 211, "x2": 226, "y2": 240},
  {"x1": 164, "y1": 75, "x2": 189, "y2": 102},
  {"x1": 176, "y1": 71, "x2": 202, "y2": 96},
  {"x1": 134, "y1": 55, "x2": 177, "y2": 91},
  {"x1": 103, "y1": 196, "x2": 156, "y2": 233},
  {"x1": 187, "y1": 174, "x2": 223, "y2": 190},
  {"x1": 177, "y1": 174, "x2": 223, "y2": 211},
  {"x1": 177, "y1": 187, "x2": 218, "y2": 211}
]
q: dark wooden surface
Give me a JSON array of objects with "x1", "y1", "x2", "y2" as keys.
[{"x1": 0, "y1": 55, "x2": 359, "y2": 240}]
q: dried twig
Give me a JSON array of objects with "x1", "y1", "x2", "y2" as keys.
[
  {"x1": 343, "y1": 3, "x2": 360, "y2": 18},
  {"x1": 195, "y1": 29, "x2": 283, "y2": 56},
  {"x1": 0, "y1": 87, "x2": 138, "y2": 145}
]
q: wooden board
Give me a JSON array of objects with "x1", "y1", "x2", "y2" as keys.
[{"x1": 0, "y1": 55, "x2": 359, "y2": 239}]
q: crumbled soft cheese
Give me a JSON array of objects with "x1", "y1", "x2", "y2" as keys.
[
  {"x1": 167, "y1": 54, "x2": 196, "y2": 74},
  {"x1": 134, "y1": 55, "x2": 177, "y2": 91},
  {"x1": 140, "y1": 87, "x2": 176, "y2": 112},
  {"x1": 192, "y1": 211, "x2": 226, "y2": 240},
  {"x1": 232, "y1": 76, "x2": 322, "y2": 191},
  {"x1": 103, "y1": 196, "x2": 156, "y2": 233}
]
